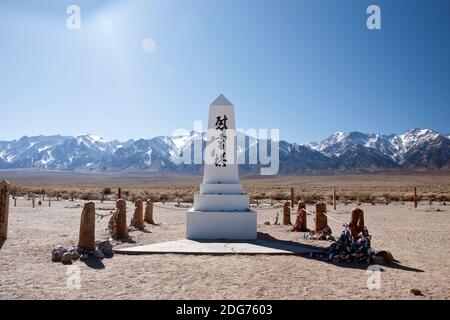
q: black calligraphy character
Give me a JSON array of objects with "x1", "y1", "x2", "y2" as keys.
[
  {"x1": 215, "y1": 115, "x2": 228, "y2": 131},
  {"x1": 217, "y1": 133, "x2": 227, "y2": 150},
  {"x1": 215, "y1": 152, "x2": 227, "y2": 167}
]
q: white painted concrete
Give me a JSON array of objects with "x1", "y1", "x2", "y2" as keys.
[
  {"x1": 193, "y1": 194, "x2": 250, "y2": 211},
  {"x1": 186, "y1": 94, "x2": 256, "y2": 240},
  {"x1": 199, "y1": 183, "x2": 243, "y2": 195},
  {"x1": 186, "y1": 209, "x2": 257, "y2": 240},
  {"x1": 114, "y1": 239, "x2": 324, "y2": 255}
]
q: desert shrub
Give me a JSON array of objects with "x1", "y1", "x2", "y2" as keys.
[
  {"x1": 302, "y1": 193, "x2": 322, "y2": 204},
  {"x1": 182, "y1": 195, "x2": 194, "y2": 203},
  {"x1": 250, "y1": 193, "x2": 264, "y2": 201},
  {"x1": 144, "y1": 194, "x2": 158, "y2": 201},
  {"x1": 350, "y1": 192, "x2": 373, "y2": 202},
  {"x1": 159, "y1": 193, "x2": 169, "y2": 204},
  {"x1": 268, "y1": 191, "x2": 288, "y2": 201},
  {"x1": 80, "y1": 193, "x2": 91, "y2": 201},
  {"x1": 102, "y1": 187, "x2": 112, "y2": 195},
  {"x1": 389, "y1": 194, "x2": 401, "y2": 201}
]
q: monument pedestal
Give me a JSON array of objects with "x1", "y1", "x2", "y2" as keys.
[
  {"x1": 186, "y1": 94, "x2": 257, "y2": 240},
  {"x1": 186, "y1": 209, "x2": 257, "y2": 240}
]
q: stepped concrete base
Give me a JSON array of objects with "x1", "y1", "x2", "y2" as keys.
[
  {"x1": 193, "y1": 194, "x2": 250, "y2": 211},
  {"x1": 186, "y1": 209, "x2": 257, "y2": 240},
  {"x1": 199, "y1": 183, "x2": 243, "y2": 195}
]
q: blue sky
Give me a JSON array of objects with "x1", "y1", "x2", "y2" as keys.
[{"x1": 0, "y1": 0, "x2": 449, "y2": 144}]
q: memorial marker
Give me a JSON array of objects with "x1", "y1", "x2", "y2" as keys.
[{"x1": 186, "y1": 95, "x2": 257, "y2": 240}]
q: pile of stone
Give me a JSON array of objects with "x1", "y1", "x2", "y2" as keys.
[{"x1": 51, "y1": 240, "x2": 114, "y2": 265}]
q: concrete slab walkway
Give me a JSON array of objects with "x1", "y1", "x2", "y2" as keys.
[{"x1": 114, "y1": 239, "x2": 324, "y2": 255}]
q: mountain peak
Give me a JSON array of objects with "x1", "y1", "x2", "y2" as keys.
[{"x1": 0, "y1": 129, "x2": 448, "y2": 172}]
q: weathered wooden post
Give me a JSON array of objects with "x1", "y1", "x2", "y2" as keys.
[
  {"x1": 315, "y1": 203, "x2": 328, "y2": 233},
  {"x1": 131, "y1": 199, "x2": 144, "y2": 230},
  {"x1": 14, "y1": 197, "x2": 17, "y2": 207},
  {"x1": 42, "y1": 193, "x2": 45, "y2": 201},
  {"x1": 290, "y1": 188, "x2": 294, "y2": 209},
  {"x1": 414, "y1": 187, "x2": 417, "y2": 208},
  {"x1": 110, "y1": 199, "x2": 128, "y2": 239},
  {"x1": 118, "y1": 187, "x2": 122, "y2": 200},
  {"x1": 292, "y1": 200, "x2": 308, "y2": 232},
  {"x1": 78, "y1": 202, "x2": 96, "y2": 251},
  {"x1": 32, "y1": 195, "x2": 35, "y2": 208},
  {"x1": 144, "y1": 199, "x2": 155, "y2": 224},
  {"x1": 333, "y1": 188, "x2": 336, "y2": 210},
  {"x1": 386, "y1": 195, "x2": 389, "y2": 205},
  {"x1": 350, "y1": 208, "x2": 365, "y2": 239},
  {"x1": 283, "y1": 201, "x2": 292, "y2": 225},
  {"x1": 0, "y1": 180, "x2": 10, "y2": 239},
  {"x1": 71, "y1": 192, "x2": 74, "y2": 202},
  {"x1": 48, "y1": 198, "x2": 51, "y2": 207}
]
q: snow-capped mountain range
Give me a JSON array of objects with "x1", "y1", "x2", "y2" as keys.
[{"x1": 0, "y1": 129, "x2": 449, "y2": 173}]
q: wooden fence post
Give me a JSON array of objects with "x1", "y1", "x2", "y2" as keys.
[
  {"x1": 131, "y1": 199, "x2": 144, "y2": 230},
  {"x1": 48, "y1": 198, "x2": 51, "y2": 207},
  {"x1": 118, "y1": 187, "x2": 122, "y2": 200},
  {"x1": 32, "y1": 195, "x2": 35, "y2": 208},
  {"x1": 333, "y1": 188, "x2": 336, "y2": 210},
  {"x1": 290, "y1": 188, "x2": 294, "y2": 209},
  {"x1": 71, "y1": 192, "x2": 74, "y2": 202},
  {"x1": 14, "y1": 197, "x2": 17, "y2": 207},
  {"x1": 350, "y1": 208, "x2": 365, "y2": 239},
  {"x1": 112, "y1": 199, "x2": 128, "y2": 239},
  {"x1": 292, "y1": 200, "x2": 308, "y2": 232},
  {"x1": 78, "y1": 202, "x2": 96, "y2": 251},
  {"x1": 0, "y1": 180, "x2": 10, "y2": 239},
  {"x1": 144, "y1": 199, "x2": 155, "y2": 224},
  {"x1": 315, "y1": 203, "x2": 328, "y2": 233},
  {"x1": 283, "y1": 201, "x2": 292, "y2": 225},
  {"x1": 414, "y1": 187, "x2": 417, "y2": 208}
]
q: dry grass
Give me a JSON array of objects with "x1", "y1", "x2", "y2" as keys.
[{"x1": 1, "y1": 170, "x2": 449, "y2": 205}]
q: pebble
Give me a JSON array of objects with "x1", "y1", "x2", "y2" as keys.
[
  {"x1": 61, "y1": 252, "x2": 73, "y2": 265},
  {"x1": 51, "y1": 245, "x2": 67, "y2": 262},
  {"x1": 98, "y1": 241, "x2": 114, "y2": 258}
]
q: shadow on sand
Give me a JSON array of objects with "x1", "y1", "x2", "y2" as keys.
[
  {"x1": 257, "y1": 232, "x2": 424, "y2": 273},
  {"x1": 0, "y1": 238, "x2": 5, "y2": 251},
  {"x1": 116, "y1": 237, "x2": 137, "y2": 244},
  {"x1": 83, "y1": 257, "x2": 105, "y2": 269}
]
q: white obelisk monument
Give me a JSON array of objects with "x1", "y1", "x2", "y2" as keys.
[{"x1": 186, "y1": 95, "x2": 257, "y2": 240}]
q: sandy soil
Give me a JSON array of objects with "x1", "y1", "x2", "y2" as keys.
[{"x1": 0, "y1": 198, "x2": 449, "y2": 300}]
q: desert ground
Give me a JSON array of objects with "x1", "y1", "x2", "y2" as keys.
[{"x1": 1, "y1": 192, "x2": 449, "y2": 299}]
